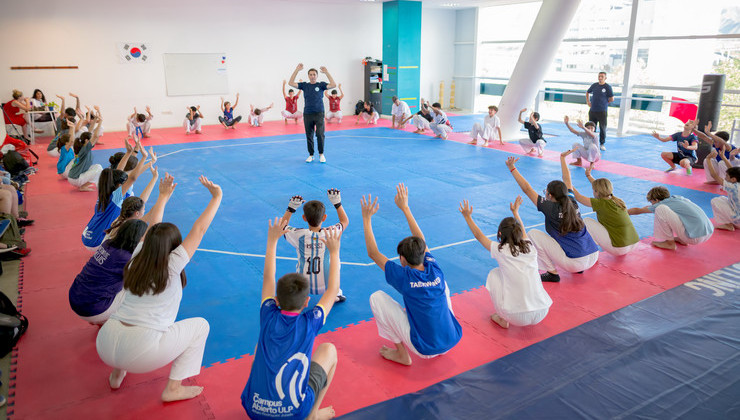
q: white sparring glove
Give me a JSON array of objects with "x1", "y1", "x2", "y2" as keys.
[
  {"x1": 287, "y1": 195, "x2": 305, "y2": 213},
  {"x1": 327, "y1": 188, "x2": 342, "y2": 208}
]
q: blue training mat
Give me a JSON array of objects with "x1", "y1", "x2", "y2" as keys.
[{"x1": 340, "y1": 263, "x2": 740, "y2": 419}]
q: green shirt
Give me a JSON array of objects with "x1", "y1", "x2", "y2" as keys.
[
  {"x1": 591, "y1": 197, "x2": 639, "y2": 248},
  {"x1": 68, "y1": 142, "x2": 93, "y2": 179}
]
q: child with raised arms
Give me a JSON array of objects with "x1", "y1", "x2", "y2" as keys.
[
  {"x1": 127, "y1": 106, "x2": 153, "y2": 138},
  {"x1": 325, "y1": 84, "x2": 344, "y2": 123},
  {"x1": 241, "y1": 219, "x2": 340, "y2": 420},
  {"x1": 250, "y1": 103, "x2": 274, "y2": 127},
  {"x1": 184, "y1": 106, "x2": 203, "y2": 134},
  {"x1": 507, "y1": 156, "x2": 599, "y2": 282},
  {"x1": 362, "y1": 183, "x2": 462, "y2": 365},
  {"x1": 694, "y1": 121, "x2": 738, "y2": 184},
  {"x1": 706, "y1": 145, "x2": 740, "y2": 231},
  {"x1": 282, "y1": 80, "x2": 303, "y2": 124},
  {"x1": 564, "y1": 116, "x2": 600, "y2": 166},
  {"x1": 459, "y1": 196, "x2": 552, "y2": 328},
  {"x1": 517, "y1": 108, "x2": 546, "y2": 156},
  {"x1": 651, "y1": 119, "x2": 698, "y2": 175},
  {"x1": 282, "y1": 189, "x2": 348, "y2": 302},
  {"x1": 560, "y1": 150, "x2": 639, "y2": 256},
  {"x1": 67, "y1": 114, "x2": 105, "y2": 191},
  {"x1": 219, "y1": 94, "x2": 242, "y2": 129}
]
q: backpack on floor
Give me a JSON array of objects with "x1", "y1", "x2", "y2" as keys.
[
  {"x1": 0, "y1": 214, "x2": 26, "y2": 250},
  {"x1": 0, "y1": 290, "x2": 28, "y2": 358},
  {"x1": 354, "y1": 100, "x2": 365, "y2": 116},
  {"x1": 1, "y1": 149, "x2": 30, "y2": 176}
]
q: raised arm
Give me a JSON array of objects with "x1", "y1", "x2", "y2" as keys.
[
  {"x1": 69, "y1": 93, "x2": 81, "y2": 115},
  {"x1": 706, "y1": 148, "x2": 724, "y2": 184},
  {"x1": 506, "y1": 157, "x2": 539, "y2": 205},
  {"x1": 571, "y1": 186, "x2": 593, "y2": 208},
  {"x1": 284, "y1": 80, "x2": 289, "y2": 98},
  {"x1": 394, "y1": 183, "x2": 428, "y2": 251},
  {"x1": 141, "y1": 172, "x2": 176, "y2": 227},
  {"x1": 138, "y1": 165, "x2": 159, "y2": 204},
  {"x1": 560, "y1": 149, "x2": 575, "y2": 190},
  {"x1": 518, "y1": 108, "x2": 527, "y2": 124},
  {"x1": 233, "y1": 93, "x2": 239, "y2": 109},
  {"x1": 338, "y1": 83, "x2": 344, "y2": 99},
  {"x1": 116, "y1": 137, "x2": 134, "y2": 171},
  {"x1": 316, "y1": 227, "x2": 341, "y2": 314},
  {"x1": 361, "y1": 194, "x2": 389, "y2": 269},
  {"x1": 220, "y1": 97, "x2": 225, "y2": 112},
  {"x1": 145, "y1": 106, "x2": 153, "y2": 120},
  {"x1": 196, "y1": 105, "x2": 203, "y2": 119},
  {"x1": 88, "y1": 114, "x2": 104, "y2": 147},
  {"x1": 181, "y1": 176, "x2": 223, "y2": 258},
  {"x1": 262, "y1": 217, "x2": 288, "y2": 301},
  {"x1": 328, "y1": 188, "x2": 348, "y2": 229},
  {"x1": 119, "y1": 144, "x2": 151, "y2": 194},
  {"x1": 651, "y1": 131, "x2": 672, "y2": 142},
  {"x1": 321, "y1": 66, "x2": 337, "y2": 89},
  {"x1": 510, "y1": 196, "x2": 529, "y2": 240},
  {"x1": 459, "y1": 200, "x2": 492, "y2": 251},
  {"x1": 288, "y1": 63, "x2": 303, "y2": 89},
  {"x1": 564, "y1": 116, "x2": 579, "y2": 135},
  {"x1": 529, "y1": 113, "x2": 540, "y2": 130}
]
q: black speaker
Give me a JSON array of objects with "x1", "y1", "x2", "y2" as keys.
[{"x1": 694, "y1": 74, "x2": 726, "y2": 168}]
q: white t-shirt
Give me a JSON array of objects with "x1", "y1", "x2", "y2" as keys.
[
  {"x1": 488, "y1": 241, "x2": 552, "y2": 314},
  {"x1": 392, "y1": 101, "x2": 411, "y2": 118},
  {"x1": 111, "y1": 244, "x2": 190, "y2": 331},
  {"x1": 284, "y1": 223, "x2": 343, "y2": 295},
  {"x1": 484, "y1": 115, "x2": 501, "y2": 140},
  {"x1": 722, "y1": 180, "x2": 740, "y2": 223}
]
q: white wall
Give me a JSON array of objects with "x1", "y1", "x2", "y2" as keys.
[
  {"x1": 0, "y1": 0, "x2": 382, "y2": 131},
  {"x1": 420, "y1": 8, "x2": 456, "y2": 106}
]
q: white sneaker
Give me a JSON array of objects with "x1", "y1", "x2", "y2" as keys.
[
  {"x1": 600, "y1": 145, "x2": 606, "y2": 151},
  {"x1": 319, "y1": 154, "x2": 326, "y2": 163},
  {"x1": 305, "y1": 155, "x2": 314, "y2": 163}
]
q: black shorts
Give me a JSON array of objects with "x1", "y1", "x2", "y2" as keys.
[
  {"x1": 307, "y1": 361, "x2": 328, "y2": 395},
  {"x1": 671, "y1": 152, "x2": 697, "y2": 165}
]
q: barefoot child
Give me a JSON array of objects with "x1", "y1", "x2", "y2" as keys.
[
  {"x1": 355, "y1": 101, "x2": 379, "y2": 125},
  {"x1": 282, "y1": 189, "x2": 348, "y2": 302},
  {"x1": 282, "y1": 80, "x2": 303, "y2": 124},
  {"x1": 219, "y1": 94, "x2": 242, "y2": 129},
  {"x1": 627, "y1": 186, "x2": 713, "y2": 250},
  {"x1": 184, "y1": 106, "x2": 203, "y2": 134},
  {"x1": 652, "y1": 119, "x2": 698, "y2": 175},
  {"x1": 67, "y1": 115, "x2": 105, "y2": 191},
  {"x1": 561, "y1": 151, "x2": 639, "y2": 256},
  {"x1": 427, "y1": 101, "x2": 452, "y2": 140},
  {"x1": 250, "y1": 103, "x2": 273, "y2": 127},
  {"x1": 127, "y1": 106, "x2": 153, "y2": 138},
  {"x1": 325, "y1": 84, "x2": 344, "y2": 123},
  {"x1": 391, "y1": 96, "x2": 411, "y2": 129},
  {"x1": 564, "y1": 116, "x2": 600, "y2": 166},
  {"x1": 707, "y1": 147, "x2": 740, "y2": 231},
  {"x1": 518, "y1": 108, "x2": 546, "y2": 156},
  {"x1": 460, "y1": 197, "x2": 552, "y2": 328},
  {"x1": 409, "y1": 98, "x2": 433, "y2": 134},
  {"x1": 242, "y1": 219, "x2": 340, "y2": 420},
  {"x1": 694, "y1": 121, "x2": 737, "y2": 184},
  {"x1": 362, "y1": 183, "x2": 462, "y2": 365},
  {"x1": 469, "y1": 105, "x2": 502, "y2": 147}
]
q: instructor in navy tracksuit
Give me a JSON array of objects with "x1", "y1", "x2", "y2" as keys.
[
  {"x1": 586, "y1": 71, "x2": 614, "y2": 151},
  {"x1": 288, "y1": 63, "x2": 337, "y2": 164}
]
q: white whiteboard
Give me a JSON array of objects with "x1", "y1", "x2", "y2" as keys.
[{"x1": 163, "y1": 53, "x2": 228, "y2": 96}]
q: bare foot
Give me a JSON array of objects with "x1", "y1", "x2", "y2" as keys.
[
  {"x1": 499, "y1": 141, "x2": 504, "y2": 145},
  {"x1": 569, "y1": 160, "x2": 582, "y2": 166},
  {"x1": 143, "y1": 134, "x2": 151, "y2": 138},
  {"x1": 716, "y1": 223, "x2": 736, "y2": 231},
  {"x1": 109, "y1": 369, "x2": 127, "y2": 389},
  {"x1": 491, "y1": 314, "x2": 509, "y2": 329},
  {"x1": 483, "y1": 141, "x2": 489, "y2": 147},
  {"x1": 309, "y1": 407, "x2": 336, "y2": 420},
  {"x1": 379, "y1": 345, "x2": 411, "y2": 366},
  {"x1": 468, "y1": 140, "x2": 477, "y2": 145},
  {"x1": 673, "y1": 237, "x2": 687, "y2": 245},
  {"x1": 651, "y1": 240, "x2": 676, "y2": 250},
  {"x1": 195, "y1": 130, "x2": 201, "y2": 134},
  {"x1": 161, "y1": 384, "x2": 204, "y2": 402}
]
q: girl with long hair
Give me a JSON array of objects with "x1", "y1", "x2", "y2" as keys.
[
  {"x1": 560, "y1": 150, "x2": 639, "y2": 256},
  {"x1": 460, "y1": 196, "x2": 552, "y2": 328},
  {"x1": 96, "y1": 176, "x2": 222, "y2": 402},
  {"x1": 506, "y1": 156, "x2": 599, "y2": 283}
]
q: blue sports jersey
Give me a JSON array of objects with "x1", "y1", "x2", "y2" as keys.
[
  {"x1": 284, "y1": 223, "x2": 343, "y2": 295},
  {"x1": 670, "y1": 132, "x2": 698, "y2": 160},
  {"x1": 81, "y1": 189, "x2": 130, "y2": 248},
  {"x1": 297, "y1": 81, "x2": 328, "y2": 114},
  {"x1": 384, "y1": 253, "x2": 462, "y2": 355},
  {"x1": 242, "y1": 298, "x2": 326, "y2": 420}
]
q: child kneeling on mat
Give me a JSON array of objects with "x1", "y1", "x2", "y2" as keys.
[
  {"x1": 362, "y1": 183, "x2": 462, "y2": 365},
  {"x1": 706, "y1": 147, "x2": 740, "y2": 231},
  {"x1": 627, "y1": 186, "x2": 713, "y2": 250},
  {"x1": 459, "y1": 196, "x2": 552, "y2": 329},
  {"x1": 242, "y1": 218, "x2": 340, "y2": 420}
]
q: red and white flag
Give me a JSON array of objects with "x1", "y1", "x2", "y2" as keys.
[{"x1": 118, "y1": 42, "x2": 149, "y2": 63}]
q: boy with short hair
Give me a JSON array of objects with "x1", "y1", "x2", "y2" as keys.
[
  {"x1": 427, "y1": 101, "x2": 452, "y2": 140},
  {"x1": 361, "y1": 183, "x2": 462, "y2": 366},
  {"x1": 127, "y1": 106, "x2": 153, "y2": 138},
  {"x1": 517, "y1": 108, "x2": 546, "y2": 156},
  {"x1": 469, "y1": 105, "x2": 502, "y2": 147},
  {"x1": 652, "y1": 119, "x2": 699, "y2": 175},
  {"x1": 693, "y1": 121, "x2": 738, "y2": 184},
  {"x1": 283, "y1": 189, "x2": 349, "y2": 302},
  {"x1": 706, "y1": 145, "x2": 740, "y2": 231},
  {"x1": 241, "y1": 218, "x2": 340, "y2": 420},
  {"x1": 564, "y1": 116, "x2": 600, "y2": 166},
  {"x1": 324, "y1": 84, "x2": 344, "y2": 123},
  {"x1": 627, "y1": 186, "x2": 714, "y2": 250},
  {"x1": 282, "y1": 80, "x2": 303, "y2": 125},
  {"x1": 250, "y1": 103, "x2": 274, "y2": 127}
]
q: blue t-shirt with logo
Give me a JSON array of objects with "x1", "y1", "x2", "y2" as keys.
[
  {"x1": 297, "y1": 82, "x2": 328, "y2": 115},
  {"x1": 384, "y1": 252, "x2": 462, "y2": 355},
  {"x1": 670, "y1": 132, "x2": 698, "y2": 160},
  {"x1": 81, "y1": 189, "x2": 130, "y2": 248},
  {"x1": 587, "y1": 83, "x2": 614, "y2": 112},
  {"x1": 242, "y1": 298, "x2": 326, "y2": 420},
  {"x1": 537, "y1": 194, "x2": 599, "y2": 258}
]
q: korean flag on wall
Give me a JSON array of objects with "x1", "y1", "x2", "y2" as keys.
[{"x1": 118, "y1": 43, "x2": 149, "y2": 63}]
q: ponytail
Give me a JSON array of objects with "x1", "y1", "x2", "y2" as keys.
[
  {"x1": 547, "y1": 180, "x2": 584, "y2": 234},
  {"x1": 592, "y1": 178, "x2": 626, "y2": 210}
]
